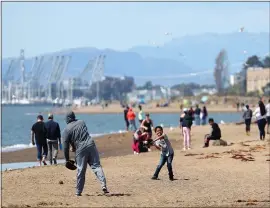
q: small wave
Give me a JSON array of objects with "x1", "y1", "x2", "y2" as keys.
[
  {"x1": 25, "y1": 113, "x2": 38, "y2": 116},
  {"x1": 2, "y1": 143, "x2": 34, "y2": 152}
]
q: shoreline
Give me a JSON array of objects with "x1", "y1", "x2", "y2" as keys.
[{"x1": 51, "y1": 104, "x2": 241, "y2": 115}]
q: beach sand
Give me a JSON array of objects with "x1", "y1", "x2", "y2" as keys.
[{"x1": 2, "y1": 125, "x2": 270, "y2": 207}]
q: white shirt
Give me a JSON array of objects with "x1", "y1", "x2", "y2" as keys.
[
  {"x1": 253, "y1": 107, "x2": 267, "y2": 120},
  {"x1": 155, "y1": 135, "x2": 174, "y2": 156},
  {"x1": 266, "y1": 103, "x2": 270, "y2": 117}
]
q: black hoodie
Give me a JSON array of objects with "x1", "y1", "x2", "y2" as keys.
[{"x1": 62, "y1": 111, "x2": 95, "y2": 161}]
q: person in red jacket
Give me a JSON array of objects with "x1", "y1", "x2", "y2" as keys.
[
  {"x1": 127, "y1": 108, "x2": 137, "y2": 131},
  {"x1": 132, "y1": 127, "x2": 147, "y2": 154}
]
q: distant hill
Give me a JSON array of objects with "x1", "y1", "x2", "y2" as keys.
[{"x1": 2, "y1": 32, "x2": 269, "y2": 86}]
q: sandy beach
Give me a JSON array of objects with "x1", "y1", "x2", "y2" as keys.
[
  {"x1": 2, "y1": 124, "x2": 270, "y2": 207},
  {"x1": 51, "y1": 103, "x2": 242, "y2": 115}
]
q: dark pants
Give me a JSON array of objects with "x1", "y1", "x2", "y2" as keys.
[
  {"x1": 257, "y1": 119, "x2": 267, "y2": 140},
  {"x1": 36, "y1": 141, "x2": 48, "y2": 161},
  {"x1": 153, "y1": 154, "x2": 174, "y2": 179},
  {"x1": 204, "y1": 134, "x2": 220, "y2": 147},
  {"x1": 267, "y1": 116, "x2": 270, "y2": 134},
  {"x1": 47, "y1": 140, "x2": 59, "y2": 164},
  {"x1": 125, "y1": 119, "x2": 129, "y2": 130},
  {"x1": 245, "y1": 119, "x2": 251, "y2": 132}
]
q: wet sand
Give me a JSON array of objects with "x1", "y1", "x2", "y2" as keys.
[{"x1": 2, "y1": 125, "x2": 270, "y2": 207}]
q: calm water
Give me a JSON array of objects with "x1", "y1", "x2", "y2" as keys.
[{"x1": 2, "y1": 105, "x2": 243, "y2": 152}]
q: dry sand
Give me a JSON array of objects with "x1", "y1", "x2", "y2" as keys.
[
  {"x1": 2, "y1": 125, "x2": 270, "y2": 207},
  {"x1": 51, "y1": 103, "x2": 240, "y2": 115}
]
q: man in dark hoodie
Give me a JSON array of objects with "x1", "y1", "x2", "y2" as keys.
[
  {"x1": 62, "y1": 111, "x2": 109, "y2": 196},
  {"x1": 203, "y1": 118, "x2": 221, "y2": 148}
]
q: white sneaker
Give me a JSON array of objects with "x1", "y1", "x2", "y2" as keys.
[
  {"x1": 134, "y1": 151, "x2": 137, "y2": 155},
  {"x1": 188, "y1": 147, "x2": 191, "y2": 150},
  {"x1": 148, "y1": 148, "x2": 152, "y2": 152},
  {"x1": 182, "y1": 148, "x2": 186, "y2": 151}
]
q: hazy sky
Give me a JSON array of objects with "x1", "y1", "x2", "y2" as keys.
[{"x1": 2, "y1": 1, "x2": 269, "y2": 58}]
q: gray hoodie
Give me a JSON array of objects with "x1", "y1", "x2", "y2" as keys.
[
  {"x1": 62, "y1": 111, "x2": 95, "y2": 161},
  {"x1": 243, "y1": 109, "x2": 253, "y2": 120}
]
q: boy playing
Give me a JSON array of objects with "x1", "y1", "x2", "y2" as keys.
[
  {"x1": 203, "y1": 118, "x2": 221, "y2": 148},
  {"x1": 151, "y1": 126, "x2": 174, "y2": 181}
]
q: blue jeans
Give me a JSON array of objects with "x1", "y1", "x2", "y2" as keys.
[
  {"x1": 128, "y1": 119, "x2": 137, "y2": 131},
  {"x1": 153, "y1": 154, "x2": 174, "y2": 179},
  {"x1": 257, "y1": 119, "x2": 267, "y2": 140},
  {"x1": 194, "y1": 114, "x2": 201, "y2": 125},
  {"x1": 36, "y1": 141, "x2": 48, "y2": 160},
  {"x1": 201, "y1": 117, "x2": 207, "y2": 125}
]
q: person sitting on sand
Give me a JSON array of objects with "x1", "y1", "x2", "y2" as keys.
[
  {"x1": 141, "y1": 113, "x2": 154, "y2": 151},
  {"x1": 62, "y1": 111, "x2": 109, "y2": 196},
  {"x1": 127, "y1": 108, "x2": 137, "y2": 131},
  {"x1": 151, "y1": 126, "x2": 174, "y2": 181},
  {"x1": 203, "y1": 118, "x2": 221, "y2": 148},
  {"x1": 132, "y1": 127, "x2": 148, "y2": 154},
  {"x1": 180, "y1": 108, "x2": 193, "y2": 150},
  {"x1": 242, "y1": 105, "x2": 252, "y2": 136},
  {"x1": 31, "y1": 115, "x2": 48, "y2": 166}
]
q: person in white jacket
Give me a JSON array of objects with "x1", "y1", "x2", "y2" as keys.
[{"x1": 253, "y1": 101, "x2": 267, "y2": 140}]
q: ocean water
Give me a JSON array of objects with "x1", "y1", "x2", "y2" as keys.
[{"x1": 1, "y1": 105, "x2": 243, "y2": 152}]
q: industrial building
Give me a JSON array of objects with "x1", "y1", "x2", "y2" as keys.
[{"x1": 2, "y1": 49, "x2": 106, "y2": 106}]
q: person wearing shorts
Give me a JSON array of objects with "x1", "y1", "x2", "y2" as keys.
[{"x1": 31, "y1": 115, "x2": 48, "y2": 166}]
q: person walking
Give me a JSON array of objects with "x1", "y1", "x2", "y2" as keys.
[
  {"x1": 253, "y1": 101, "x2": 267, "y2": 140},
  {"x1": 127, "y1": 108, "x2": 137, "y2": 131},
  {"x1": 242, "y1": 105, "x2": 252, "y2": 136},
  {"x1": 201, "y1": 106, "x2": 208, "y2": 125},
  {"x1": 123, "y1": 106, "x2": 130, "y2": 131},
  {"x1": 62, "y1": 111, "x2": 109, "y2": 196},
  {"x1": 45, "y1": 113, "x2": 61, "y2": 165},
  {"x1": 194, "y1": 105, "x2": 201, "y2": 126},
  {"x1": 180, "y1": 108, "x2": 193, "y2": 150},
  {"x1": 31, "y1": 115, "x2": 48, "y2": 166},
  {"x1": 138, "y1": 105, "x2": 145, "y2": 124},
  {"x1": 151, "y1": 126, "x2": 174, "y2": 181},
  {"x1": 265, "y1": 99, "x2": 270, "y2": 134}
]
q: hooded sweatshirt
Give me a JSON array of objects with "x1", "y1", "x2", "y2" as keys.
[{"x1": 62, "y1": 111, "x2": 95, "y2": 161}]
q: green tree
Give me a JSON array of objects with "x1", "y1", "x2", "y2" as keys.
[
  {"x1": 263, "y1": 56, "x2": 270, "y2": 68},
  {"x1": 214, "y1": 49, "x2": 229, "y2": 95},
  {"x1": 245, "y1": 55, "x2": 264, "y2": 68}
]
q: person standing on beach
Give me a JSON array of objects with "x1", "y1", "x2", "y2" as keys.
[
  {"x1": 242, "y1": 105, "x2": 252, "y2": 136},
  {"x1": 265, "y1": 99, "x2": 270, "y2": 134},
  {"x1": 138, "y1": 105, "x2": 145, "y2": 124},
  {"x1": 127, "y1": 108, "x2": 137, "y2": 131},
  {"x1": 180, "y1": 108, "x2": 193, "y2": 150},
  {"x1": 253, "y1": 101, "x2": 267, "y2": 140},
  {"x1": 45, "y1": 113, "x2": 61, "y2": 165},
  {"x1": 194, "y1": 105, "x2": 201, "y2": 126},
  {"x1": 124, "y1": 106, "x2": 129, "y2": 131},
  {"x1": 151, "y1": 126, "x2": 174, "y2": 181},
  {"x1": 31, "y1": 115, "x2": 48, "y2": 166},
  {"x1": 62, "y1": 111, "x2": 109, "y2": 196},
  {"x1": 203, "y1": 118, "x2": 221, "y2": 148},
  {"x1": 201, "y1": 106, "x2": 208, "y2": 125}
]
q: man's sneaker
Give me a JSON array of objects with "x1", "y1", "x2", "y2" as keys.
[
  {"x1": 53, "y1": 158, "x2": 57, "y2": 165},
  {"x1": 102, "y1": 187, "x2": 109, "y2": 194},
  {"x1": 203, "y1": 145, "x2": 208, "y2": 148},
  {"x1": 75, "y1": 193, "x2": 82, "y2": 196},
  {"x1": 42, "y1": 157, "x2": 47, "y2": 165},
  {"x1": 169, "y1": 177, "x2": 174, "y2": 181},
  {"x1": 151, "y1": 176, "x2": 158, "y2": 180}
]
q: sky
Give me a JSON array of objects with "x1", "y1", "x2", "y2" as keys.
[{"x1": 2, "y1": 1, "x2": 269, "y2": 58}]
